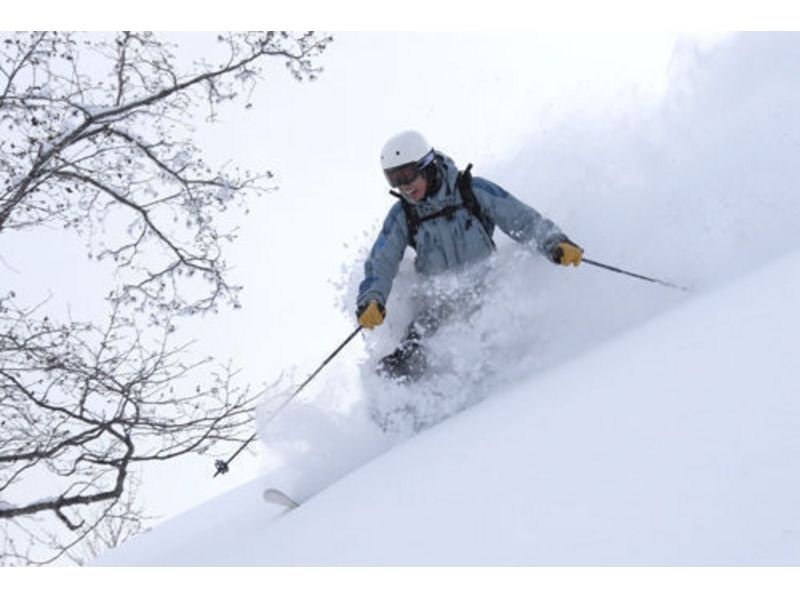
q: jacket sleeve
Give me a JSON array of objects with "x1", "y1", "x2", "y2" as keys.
[
  {"x1": 471, "y1": 176, "x2": 568, "y2": 259},
  {"x1": 357, "y1": 202, "x2": 409, "y2": 308}
]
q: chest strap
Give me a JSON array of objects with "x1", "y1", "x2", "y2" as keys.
[{"x1": 390, "y1": 164, "x2": 495, "y2": 250}]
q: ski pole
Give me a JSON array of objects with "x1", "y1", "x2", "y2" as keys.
[
  {"x1": 213, "y1": 325, "x2": 364, "y2": 478},
  {"x1": 583, "y1": 258, "x2": 691, "y2": 292}
]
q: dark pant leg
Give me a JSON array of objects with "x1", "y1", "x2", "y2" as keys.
[
  {"x1": 377, "y1": 278, "x2": 488, "y2": 383},
  {"x1": 376, "y1": 316, "x2": 431, "y2": 382},
  {"x1": 376, "y1": 299, "x2": 461, "y2": 382}
]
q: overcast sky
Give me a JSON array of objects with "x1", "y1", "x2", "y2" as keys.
[{"x1": 183, "y1": 32, "x2": 684, "y2": 377}]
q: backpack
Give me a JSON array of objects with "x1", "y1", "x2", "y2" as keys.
[{"x1": 390, "y1": 163, "x2": 496, "y2": 251}]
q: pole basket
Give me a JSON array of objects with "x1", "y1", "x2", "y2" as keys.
[{"x1": 214, "y1": 459, "x2": 230, "y2": 476}]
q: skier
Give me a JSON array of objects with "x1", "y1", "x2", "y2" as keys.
[{"x1": 356, "y1": 130, "x2": 583, "y2": 382}]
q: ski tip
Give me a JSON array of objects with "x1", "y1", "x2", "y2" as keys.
[{"x1": 263, "y1": 488, "x2": 300, "y2": 510}]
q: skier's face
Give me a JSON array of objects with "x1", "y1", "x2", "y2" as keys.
[{"x1": 399, "y1": 172, "x2": 427, "y2": 203}]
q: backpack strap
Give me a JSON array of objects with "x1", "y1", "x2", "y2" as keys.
[
  {"x1": 391, "y1": 163, "x2": 496, "y2": 250},
  {"x1": 457, "y1": 164, "x2": 496, "y2": 250},
  {"x1": 391, "y1": 189, "x2": 421, "y2": 249}
]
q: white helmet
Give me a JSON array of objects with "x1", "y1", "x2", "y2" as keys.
[{"x1": 380, "y1": 130, "x2": 435, "y2": 187}]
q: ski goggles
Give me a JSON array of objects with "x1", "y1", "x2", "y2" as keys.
[{"x1": 383, "y1": 151, "x2": 435, "y2": 188}]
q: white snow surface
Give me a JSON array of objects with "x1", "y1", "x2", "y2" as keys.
[
  {"x1": 97, "y1": 251, "x2": 800, "y2": 565},
  {"x1": 96, "y1": 33, "x2": 800, "y2": 566}
]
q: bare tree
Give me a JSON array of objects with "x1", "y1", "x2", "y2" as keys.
[
  {"x1": 3, "y1": 469, "x2": 155, "y2": 566},
  {"x1": 66, "y1": 473, "x2": 156, "y2": 567},
  {"x1": 1, "y1": 31, "x2": 330, "y2": 317},
  {"x1": 0, "y1": 31, "x2": 331, "y2": 564},
  {"x1": 0, "y1": 295, "x2": 267, "y2": 565}
]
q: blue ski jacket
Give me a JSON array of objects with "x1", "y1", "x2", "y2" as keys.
[{"x1": 357, "y1": 153, "x2": 569, "y2": 308}]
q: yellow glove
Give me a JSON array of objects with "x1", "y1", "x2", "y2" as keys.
[
  {"x1": 552, "y1": 241, "x2": 583, "y2": 267},
  {"x1": 357, "y1": 301, "x2": 386, "y2": 330}
]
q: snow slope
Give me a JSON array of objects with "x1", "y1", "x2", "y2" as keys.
[
  {"x1": 96, "y1": 248, "x2": 800, "y2": 565},
  {"x1": 93, "y1": 32, "x2": 800, "y2": 567}
]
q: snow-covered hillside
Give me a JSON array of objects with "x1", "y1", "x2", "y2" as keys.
[
  {"x1": 97, "y1": 249, "x2": 800, "y2": 565},
  {"x1": 90, "y1": 32, "x2": 800, "y2": 567}
]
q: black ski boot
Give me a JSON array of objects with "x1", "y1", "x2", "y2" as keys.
[{"x1": 377, "y1": 337, "x2": 428, "y2": 383}]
